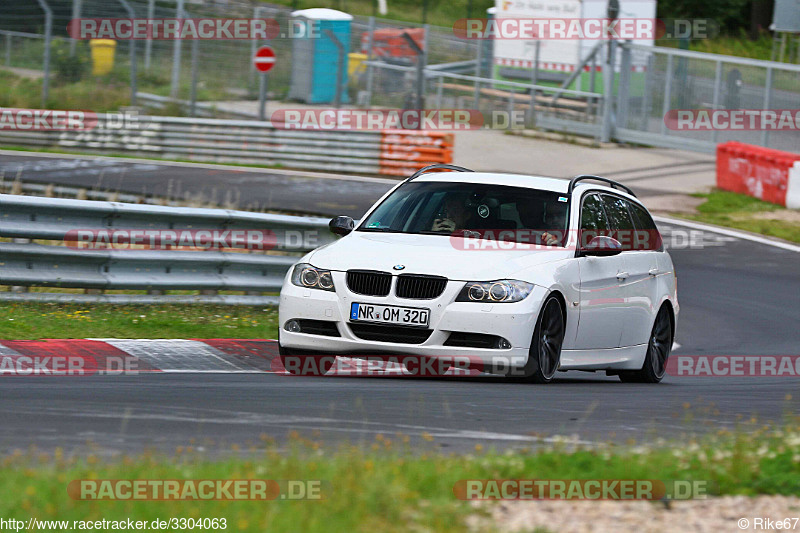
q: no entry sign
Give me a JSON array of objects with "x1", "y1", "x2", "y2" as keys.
[{"x1": 253, "y1": 45, "x2": 276, "y2": 73}]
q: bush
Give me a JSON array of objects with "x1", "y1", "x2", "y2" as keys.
[{"x1": 50, "y1": 39, "x2": 89, "y2": 84}]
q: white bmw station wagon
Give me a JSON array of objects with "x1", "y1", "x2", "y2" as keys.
[{"x1": 278, "y1": 165, "x2": 678, "y2": 383}]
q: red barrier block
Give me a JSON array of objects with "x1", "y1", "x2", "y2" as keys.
[{"x1": 716, "y1": 142, "x2": 800, "y2": 206}]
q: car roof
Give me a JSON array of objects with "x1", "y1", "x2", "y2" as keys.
[{"x1": 412, "y1": 172, "x2": 639, "y2": 203}]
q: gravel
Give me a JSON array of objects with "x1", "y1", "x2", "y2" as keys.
[{"x1": 470, "y1": 495, "x2": 800, "y2": 532}]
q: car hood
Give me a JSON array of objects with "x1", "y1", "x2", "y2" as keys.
[{"x1": 306, "y1": 231, "x2": 573, "y2": 281}]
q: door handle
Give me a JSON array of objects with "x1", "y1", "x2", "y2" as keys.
[
  {"x1": 648, "y1": 268, "x2": 660, "y2": 276},
  {"x1": 616, "y1": 271, "x2": 629, "y2": 281}
]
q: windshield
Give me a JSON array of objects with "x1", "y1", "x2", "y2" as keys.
[{"x1": 358, "y1": 181, "x2": 570, "y2": 246}]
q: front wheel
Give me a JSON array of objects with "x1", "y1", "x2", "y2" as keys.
[
  {"x1": 618, "y1": 305, "x2": 672, "y2": 384},
  {"x1": 522, "y1": 296, "x2": 565, "y2": 384}
]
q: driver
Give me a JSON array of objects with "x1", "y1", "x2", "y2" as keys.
[
  {"x1": 517, "y1": 200, "x2": 564, "y2": 246},
  {"x1": 431, "y1": 193, "x2": 477, "y2": 232}
]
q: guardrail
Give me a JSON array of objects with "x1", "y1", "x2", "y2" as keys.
[
  {"x1": 0, "y1": 114, "x2": 453, "y2": 177},
  {"x1": 0, "y1": 194, "x2": 335, "y2": 305}
]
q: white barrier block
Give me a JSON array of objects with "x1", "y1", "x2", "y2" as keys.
[{"x1": 787, "y1": 161, "x2": 800, "y2": 210}]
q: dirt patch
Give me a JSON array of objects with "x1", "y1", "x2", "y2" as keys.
[
  {"x1": 642, "y1": 194, "x2": 705, "y2": 214},
  {"x1": 470, "y1": 495, "x2": 800, "y2": 532}
]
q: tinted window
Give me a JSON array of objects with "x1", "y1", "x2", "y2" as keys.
[
  {"x1": 600, "y1": 195, "x2": 637, "y2": 250},
  {"x1": 579, "y1": 194, "x2": 608, "y2": 248},
  {"x1": 627, "y1": 200, "x2": 662, "y2": 251},
  {"x1": 358, "y1": 181, "x2": 569, "y2": 246}
]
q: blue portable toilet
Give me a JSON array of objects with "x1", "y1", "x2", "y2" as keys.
[{"x1": 289, "y1": 8, "x2": 353, "y2": 104}]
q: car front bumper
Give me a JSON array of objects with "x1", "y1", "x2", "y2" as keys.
[{"x1": 278, "y1": 270, "x2": 549, "y2": 368}]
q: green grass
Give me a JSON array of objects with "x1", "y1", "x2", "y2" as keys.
[
  {"x1": 1, "y1": 419, "x2": 800, "y2": 532},
  {"x1": 684, "y1": 189, "x2": 800, "y2": 243},
  {"x1": 0, "y1": 302, "x2": 278, "y2": 340},
  {"x1": 265, "y1": 0, "x2": 494, "y2": 27}
]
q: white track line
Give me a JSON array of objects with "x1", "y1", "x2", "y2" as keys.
[{"x1": 653, "y1": 215, "x2": 800, "y2": 253}]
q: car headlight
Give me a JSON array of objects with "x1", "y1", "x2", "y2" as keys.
[
  {"x1": 456, "y1": 280, "x2": 533, "y2": 303},
  {"x1": 291, "y1": 263, "x2": 335, "y2": 292}
]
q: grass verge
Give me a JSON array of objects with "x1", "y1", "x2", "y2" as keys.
[
  {"x1": 0, "y1": 303, "x2": 278, "y2": 340},
  {"x1": 682, "y1": 189, "x2": 800, "y2": 244},
  {"x1": 1, "y1": 420, "x2": 799, "y2": 532}
]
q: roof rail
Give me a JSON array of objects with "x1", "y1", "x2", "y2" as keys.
[
  {"x1": 407, "y1": 164, "x2": 475, "y2": 181},
  {"x1": 568, "y1": 175, "x2": 636, "y2": 197}
]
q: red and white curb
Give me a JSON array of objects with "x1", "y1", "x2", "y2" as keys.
[{"x1": 0, "y1": 339, "x2": 461, "y2": 376}]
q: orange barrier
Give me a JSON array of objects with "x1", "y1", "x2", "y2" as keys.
[
  {"x1": 379, "y1": 131, "x2": 454, "y2": 177},
  {"x1": 717, "y1": 142, "x2": 800, "y2": 207}
]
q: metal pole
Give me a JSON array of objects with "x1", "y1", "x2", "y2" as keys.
[
  {"x1": 435, "y1": 74, "x2": 443, "y2": 109},
  {"x1": 600, "y1": 40, "x2": 616, "y2": 143},
  {"x1": 118, "y1": 0, "x2": 137, "y2": 106},
  {"x1": 473, "y1": 32, "x2": 482, "y2": 109},
  {"x1": 401, "y1": 30, "x2": 425, "y2": 115},
  {"x1": 615, "y1": 41, "x2": 631, "y2": 130},
  {"x1": 659, "y1": 53, "x2": 673, "y2": 136},
  {"x1": 189, "y1": 38, "x2": 199, "y2": 117},
  {"x1": 36, "y1": 0, "x2": 52, "y2": 108},
  {"x1": 69, "y1": 0, "x2": 82, "y2": 56},
  {"x1": 710, "y1": 60, "x2": 722, "y2": 143},
  {"x1": 529, "y1": 40, "x2": 539, "y2": 126},
  {"x1": 324, "y1": 29, "x2": 345, "y2": 109},
  {"x1": 170, "y1": 0, "x2": 184, "y2": 98},
  {"x1": 258, "y1": 73, "x2": 268, "y2": 121},
  {"x1": 250, "y1": 6, "x2": 261, "y2": 82},
  {"x1": 761, "y1": 67, "x2": 773, "y2": 147},
  {"x1": 364, "y1": 16, "x2": 376, "y2": 107},
  {"x1": 418, "y1": 26, "x2": 428, "y2": 111},
  {"x1": 144, "y1": 0, "x2": 154, "y2": 71}
]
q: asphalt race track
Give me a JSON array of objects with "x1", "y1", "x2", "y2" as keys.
[{"x1": 1, "y1": 154, "x2": 799, "y2": 455}]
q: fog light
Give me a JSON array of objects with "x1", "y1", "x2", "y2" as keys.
[
  {"x1": 284, "y1": 319, "x2": 301, "y2": 333},
  {"x1": 494, "y1": 338, "x2": 512, "y2": 349}
]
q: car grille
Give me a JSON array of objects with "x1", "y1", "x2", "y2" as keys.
[
  {"x1": 349, "y1": 323, "x2": 433, "y2": 344},
  {"x1": 346, "y1": 270, "x2": 392, "y2": 296},
  {"x1": 296, "y1": 319, "x2": 340, "y2": 337},
  {"x1": 395, "y1": 274, "x2": 448, "y2": 299}
]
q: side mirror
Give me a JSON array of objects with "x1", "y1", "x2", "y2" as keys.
[
  {"x1": 329, "y1": 216, "x2": 354, "y2": 236},
  {"x1": 579, "y1": 235, "x2": 622, "y2": 257}
]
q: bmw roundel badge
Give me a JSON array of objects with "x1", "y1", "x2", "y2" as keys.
[{"x1": 393, "y1": 265, "x2": 406, "y2": 271}]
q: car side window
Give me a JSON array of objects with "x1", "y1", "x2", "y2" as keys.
[
  {"x1": 627, "y1": 200, "x2": 663, "y2": 251},
  {"x1": 601, "y1": 194, "x2": 636, "y2": 251},
  {"x1": 579, "y1": 193, "x2": 608, "y2": 248}
]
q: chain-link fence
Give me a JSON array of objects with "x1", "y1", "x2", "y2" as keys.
[
  {"x1": 2, "y1": 1, "x2": 800, "y2": 153},
  {"x1": 615, "y1": 42, "x2": 800, "y2": 153}
]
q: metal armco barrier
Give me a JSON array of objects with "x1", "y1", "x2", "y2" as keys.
[
  {"x1": 716, "y1": 142, "x2": 800, "y2": 207},
  {"x1": 0, "y1": 194, "x2": 334, "y2": 304},
  {"x1": 0, "y1": 114, "x2": 453, "y2": 177}
]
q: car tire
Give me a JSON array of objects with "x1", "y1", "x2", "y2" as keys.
[
  {"x1": 278, "y1": 344, "x2": 337, "y2": 376},
  {"x1": 522, "y1": 295, "x2": 565, "y2": 384},
  {"x1": 618, "y1": 304, "x2": 672, "y2": 384}
]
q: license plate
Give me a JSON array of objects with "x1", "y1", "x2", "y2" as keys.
[{"x1": 350, "y1": 303, "x2": 430, "y2": 327}]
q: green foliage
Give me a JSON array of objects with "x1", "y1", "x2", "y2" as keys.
[{"x1": 50, "y1": 38, "x2": 89, "y2": 84}]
